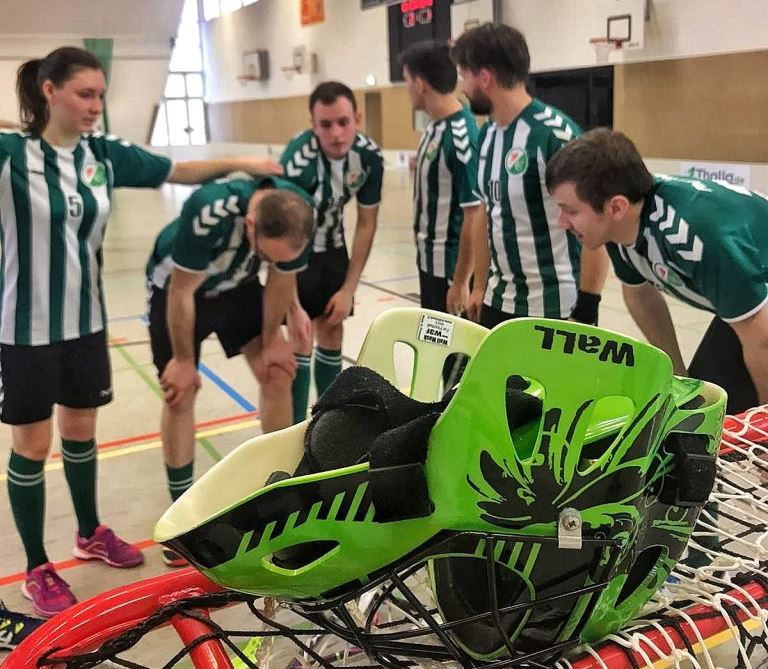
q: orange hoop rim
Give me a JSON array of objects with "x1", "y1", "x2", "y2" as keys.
[{"x1": 589, "y1": 37, "x2": 627, "y2": 49}]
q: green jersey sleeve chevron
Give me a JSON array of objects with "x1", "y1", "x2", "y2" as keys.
[
  {"x1": 280, "y1": 130, "x2": 319, "y2": 191},
  {"x1": 615, "y1": 175, "x2": 768, "y2": 321},
  {"x1": 90, "y1": 133, "x2": 172, "y2": 188},
  {"x1": 445, "y1": 108, "x2": 482, "y2": 206},
  {"x1": 531, "y1": 106, "x2": 582, "y2": 160},
  {"x1": 353, "y1": 133, "x2": 384, "y2": 207},
  {"x1": 172, "y1": 180, "x2": 249, "y2": 273}
]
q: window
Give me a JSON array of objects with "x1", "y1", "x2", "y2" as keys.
[
  {"x1": 150, "y1": 0, "x2": 207, "y2": 146},
  {"x1": 202, "y1": 0, "x2": 259, "y2": 20}
]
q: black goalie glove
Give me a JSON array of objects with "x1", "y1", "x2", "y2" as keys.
[{"x1": 570, "y1": 290, "x2": 601, "y2": 325}]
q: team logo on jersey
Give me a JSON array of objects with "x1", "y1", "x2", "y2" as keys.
[
  {"x1": 345, "y1": 170, "x2": 367, "y2": 190},
  {"x1": 653, "y1": 263, "x2": 684, "y2": 289},
  {"x1": 424, "y1": 140, "x2": 439, "y2": 162},
  {"x1": 81, "y1": 162, "x2": 107, "y2": 187},
  {"x1": 505, "y1": 148, "x2": 528, "y2": 176}
]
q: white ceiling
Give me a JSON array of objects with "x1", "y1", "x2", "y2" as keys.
[{"x1": 0, "y1": 0, "x2": 185, "y2": 36}]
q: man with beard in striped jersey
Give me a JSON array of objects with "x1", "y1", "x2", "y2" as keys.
[
  {"x1": 2, "y1": 46, "x2": 283, "y2": 617},
  {"x1": 401, "y1": 41, "x2": 484, "y2": 320},
  {"x1": 281, "y1": 81, "x2": 384, "y2": 423},
  {"x1": 451, "y1": 24, "x2": 609, "y2": 327}
]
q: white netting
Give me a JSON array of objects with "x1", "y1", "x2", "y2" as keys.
[
  {"x1": 590, "y1": 39, "x2": 624, "y2": 63},
  {"x1": 556, "y1": 406, "x2": 768, "y2": 669},
  {"x1": 16, "y1": 409, "x2": 768, "y2": 669}
]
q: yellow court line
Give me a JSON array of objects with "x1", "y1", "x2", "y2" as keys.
[
  {"x1": 647, "y1": 615, "x2": 764, "y2": 669},
  {"x1": 0, "y1": 419, "x2": 261, "y2": 483}
]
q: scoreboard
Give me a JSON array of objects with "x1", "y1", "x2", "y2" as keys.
[
  {"x1": 361, "y1": 0, "x2": 402, "y2": 7},
  {"x1": 386, "y1": 0, "x2": 452, "y2": 82}
]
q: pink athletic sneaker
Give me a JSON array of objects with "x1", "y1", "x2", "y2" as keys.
[
  {"x1": 21, "y1": 563, "x2": 78, "y2": 618},
  {"x1": 73, "y1": 525, "x2": 144, "y2": 568}
]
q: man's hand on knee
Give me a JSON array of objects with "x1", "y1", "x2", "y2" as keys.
[
  {"x1": 160, "y1": 358, "x2": 201, "y2": 408},
  {"x1": 323, "y1": 288, "x2": 354, "y2": 327},
  {"x1": 255, "y1": 332, "x2": 297, "y2": 384}
]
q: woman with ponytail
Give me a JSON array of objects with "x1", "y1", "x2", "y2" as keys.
[{"x1": 2, "y1": 46, "x2": 283, "y2": 618}]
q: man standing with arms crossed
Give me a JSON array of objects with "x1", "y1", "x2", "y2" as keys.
[
  {"x1": 451, "y1": 23, "x2": 608, "y2": 327},
  {"x1": 282, "y1": 81, "x2": 384, "y2": 422}
]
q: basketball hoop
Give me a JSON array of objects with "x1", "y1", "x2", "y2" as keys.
[
  {"x1": 589, "y1": 37, "x2": 626, "y2": 63},
  {"x1": 237, "y1": 73, "x2": 257, "y2": 86}
]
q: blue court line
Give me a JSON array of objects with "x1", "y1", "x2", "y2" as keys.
[
  {"x1": 198, "y1": 362, "x2": 257, "y2": 412},
  {"x1": 110, "y1": 313, "x2": 257, "y2": 412},
  {"x1": 366, "y1": 274, "x2": 418, "y2": 285}
]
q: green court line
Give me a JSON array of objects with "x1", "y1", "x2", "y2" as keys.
[{"x1": 110, "y1": 342, "x2": 223, "y2": 463}]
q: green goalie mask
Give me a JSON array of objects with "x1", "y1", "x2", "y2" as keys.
[{"x1": 155, "y1": 313, "x2": 726, "y2": 665}]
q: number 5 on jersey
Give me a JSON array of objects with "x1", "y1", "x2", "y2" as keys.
[{"x1": 67, "y1": 194, "x2": 83, "y2": 218}]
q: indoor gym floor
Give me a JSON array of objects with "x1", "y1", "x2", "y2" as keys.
[{"x1": 0, "y1": 147, "x2": 714, "y2": 660}]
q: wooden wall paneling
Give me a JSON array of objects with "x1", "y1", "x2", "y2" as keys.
[{"x1": 613, "y1": 51, "x2": 768, "y2": 162}]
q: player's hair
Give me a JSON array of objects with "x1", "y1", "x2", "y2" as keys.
[
  {"x1": 309, "y1": 81, "x2": 357, "y2": 114},
  {"x1": 17, "y1": 47, "x2": 104, "y2": 135},
  {"x1": 399, "y1": 40, "x2": 457, "y2": 95},
  {"x1": 451, "y1": 23, "x2": 530, "y2": 88},
  {"x1": 545, "y1": 128, "x2": 655, "y2": 212},
  {"x1": 254, "y1": 189, "x2": 314, "y2": 249}
]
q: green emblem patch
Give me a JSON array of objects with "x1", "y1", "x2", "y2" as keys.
[
  {"x1": 345, "y1": 170, "x2": 367, "y2": 190},
  {"x1": 81, "y1": 162, "x2": 107, "y2": 188},
  {"x1": 505, "y1": 147, "x2": 529, "y2": 176}
]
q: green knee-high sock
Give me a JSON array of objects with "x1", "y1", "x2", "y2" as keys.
[
  {"x1": 166, "y1": 461, "x2": 194, "y2": 502},
  {"x1": 61, "y1": 438, "x2": 100, "y2": 539},
  {"x1": 314, "y1": 347, "x2": 343, "y2": 398},
  {"x1": 292, "y1": 353, "x2": 312, "y2": 424},
  {"x1": 7, "y1": 451, "x2": 48, "y2": 572}
]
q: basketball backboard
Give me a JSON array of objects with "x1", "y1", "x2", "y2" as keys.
[{"x1": 595, "y1": 0, "x2": 648, "y2": 50}]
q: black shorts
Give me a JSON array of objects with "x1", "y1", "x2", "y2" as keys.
[
  {"x1": 148, "y1": 279, "x2": 264, "y2": 376},
  {"x1": 0, "y1": 331, "x2": 112, "y2": 425},
  {"x1": 297, "y1": 247, "x2": 352, "y2": 320},
  {"x1": 418, "y1": 271, "x2": 449, "y2": 312},
  {"x1": 688, "y1": 316, "x2": 757, "y2": 415},
  {"x1": 480, "y1": 304, "x2": 516, "y2": 329}
]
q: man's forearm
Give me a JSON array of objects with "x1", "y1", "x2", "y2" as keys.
[
  {"x1": 169, "y1": 157, "x2": 277, "y2": 184},
  {"x1": 166, "y1": 285, "x2": 197, "y2": 362},
  {"x1": 453, "y1": 204, "x2": 483, "y2": 285},
  {"x1": 743, "y1": 347, "x2": 768, "y2": 405},
  {"x1": 579, "y1": 246, "x2": 610, "y2": 294},
  {"x1": 622, "y1": 283, "x2": 686, "y2": 374},
  {"x1": 471, "y1": 211, "x2": 490, "y2": 294},
  {"x1": 731, "y1": 307, "x2": 768, "y2": 406},
  {"x1": 342, "y1": 207, "x2": 378, "y2": 293},
  {"x1": 263, "y1": 268, "x2": 295, "y2": 342}
]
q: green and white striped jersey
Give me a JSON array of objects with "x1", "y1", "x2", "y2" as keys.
[
  {"x1": 0, "y1": 130, "x2": 172, "y2": 346},
  {"x1": 281, "y1": 130, "x2": 383, "y2": 254},
  {"x1": 413, "y1": 106, "x2": 482, "y2": 279},
  {"x1": 477, "y1": 99, "x2": 582, "y2": 318},
  {"x1": 146, "y1": 176, "x2": 313, "y2": 295},
  {"x1": 608, "y1": 175, "x2": 768, "y2": 322}
]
